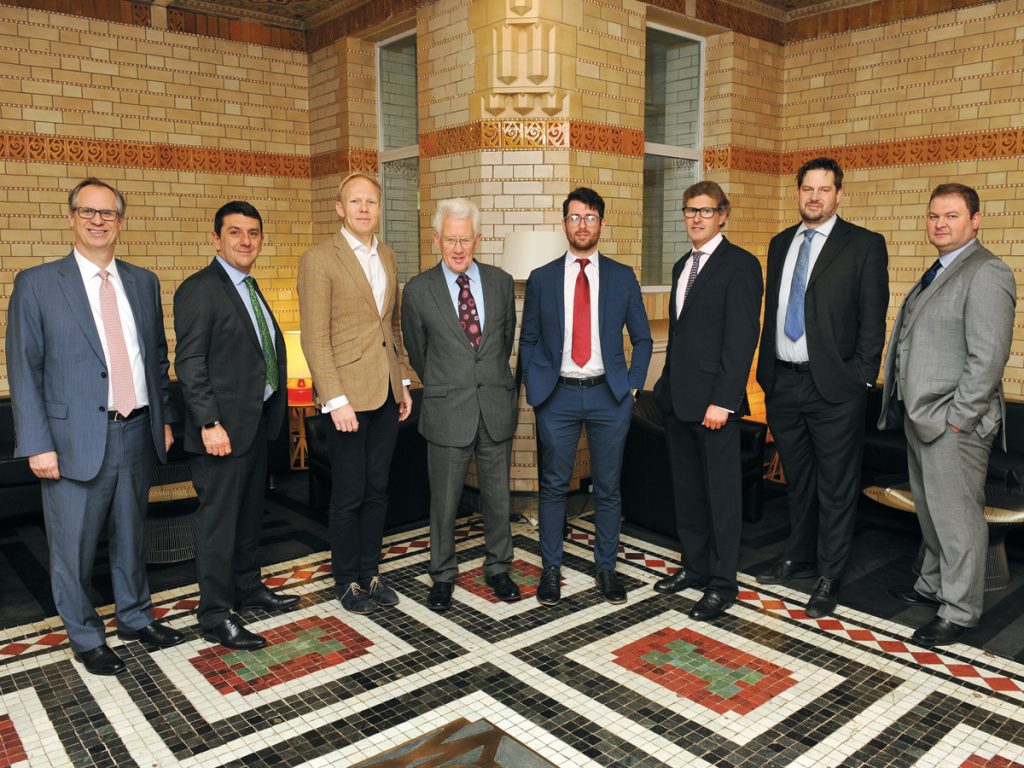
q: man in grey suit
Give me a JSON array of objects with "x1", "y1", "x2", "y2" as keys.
[
  {"x1": 879, "y1": 183, "x2": 1016, "y2": 648},
  {"x1": 401, "y1": 198, "x2": 520, "y2": 611},
  {"x1": 6, "y1": 178, "x2": 184, "y2": 676}
]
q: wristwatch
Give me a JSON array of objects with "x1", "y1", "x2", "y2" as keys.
[{"x1": 201, "y1": 420, "x2": 220, "y2": 430}]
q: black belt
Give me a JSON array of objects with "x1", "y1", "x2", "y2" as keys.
[
  {"x1": 108, "y1": 405, "x2": 149, "y2": 421},
  {"x1": 776, "y1": 359, "x2": 811, "y2": 373},
  {"x1": 557, "y1": 374, "x2": 606, "y2": 388}
]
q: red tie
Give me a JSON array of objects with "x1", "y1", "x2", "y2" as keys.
[{"x1": 571, "y1": 258, "x2": 591, "y2": 367}]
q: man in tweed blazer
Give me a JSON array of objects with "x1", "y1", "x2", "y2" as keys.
[
  {"x1": 401, "y1": 198, "x2": 520, "y2": 611},
  {"x1": 879, "y1": 183, "x2": 1016, "y2": 648},
  {"x1": 298, "y1": 173, "x2": 412, "y2": 615}
]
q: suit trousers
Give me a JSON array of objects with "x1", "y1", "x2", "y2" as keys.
[
  {"x1": 766, "y1": 366, "x2": 867, "y2": 579},
  {"x1": 192, "y1": 414, "x2": 269, "y2": 630},
  {"x1": 906, "y1": 417, "x2": 992, "y2": 626},
  {"x1": 427, "y1": 419, "x2": 514, "y2": 584},
  {"x1": 326, "y1": 393, "x2": 399, "y2": 586},
  {"x1": 535, "y1": 381, "x2": 632, "y2": 572},
  {"x1": 41, "y1": 414, "x2": 155, "y2": 652},
  {"x1": 664, "y1": 416, "x2": 742, "y2": 600}
]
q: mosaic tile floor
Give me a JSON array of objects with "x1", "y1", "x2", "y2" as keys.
[{"x1": 1, "y1": 515, "x2": 1023, "y2": 767}]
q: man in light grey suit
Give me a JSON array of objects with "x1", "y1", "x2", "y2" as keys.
[
  {"x1": 6, "y1": 178, "x2": 184, "y2": 676},
  {"x1": 401, "y1": 198, "x2": 520, "y2": 611},
  {"x1": 879, "y1": 183, "x2": 1016, "y2": 648}
]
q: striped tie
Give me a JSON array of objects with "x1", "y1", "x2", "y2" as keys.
[{"x1": 244, "y1": 276, "x2": 279, "y2": 391}]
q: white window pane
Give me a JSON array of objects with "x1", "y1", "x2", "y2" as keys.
[
  {"x1": 382, "y1": 156, "x2": 420, "y2": 282},
  {"x1": 642, "y1": 155, "x2": 699, "y2": 287},
  {"x1": 645, "y1": 30, "x2": 701, "y2": 149}
]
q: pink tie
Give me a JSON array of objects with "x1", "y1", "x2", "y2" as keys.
[{"x1": 99, "y1": 270, "x2": 137, "y2": 417}]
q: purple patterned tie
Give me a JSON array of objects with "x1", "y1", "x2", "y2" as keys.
[{"x1": 456, "y1": 273, "x2": 482, "y2": 349}]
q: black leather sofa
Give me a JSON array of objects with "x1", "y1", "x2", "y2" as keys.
[
  {"x1": 861, "y1": 387, "x2": 1024, "y2": 489},
  {"x1": 305, "y1": 388, "x2": 431, "y2": 532},
  {"x1": 0, "y1": 380, "x2": 289, "y2": 521},
  {"x1": 621, "y1": 390, "x2": 769, "y2": 539}
]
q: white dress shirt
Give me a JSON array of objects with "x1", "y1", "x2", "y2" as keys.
[
  {"x1": 560, "y1": 250, "x2": 604, "y2": 378},
  {"x1": 74, "y1": 250, "x2": 149, "y2": 409},
  {"x1": 675, "y1": 232, "x2": 723, "y2": 317},
  {"x1": 775, "y1": 214, "x2": 838, "y2": 363}
]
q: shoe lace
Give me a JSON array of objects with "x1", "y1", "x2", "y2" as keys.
[
  {"x1": 366, "y1": 576, "x2": 382, "y2": 595},
  {"x1": 344, "y1": 582, "x2": 367, "y2": 599}
]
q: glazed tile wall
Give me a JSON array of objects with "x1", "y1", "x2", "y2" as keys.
[{"x1": 0, "y1": 5, "x2": 314, "y2": 391}]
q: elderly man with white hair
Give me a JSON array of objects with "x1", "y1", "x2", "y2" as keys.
[{"x1": 401, "y1": 198, "x2": 521, "y2": 611}]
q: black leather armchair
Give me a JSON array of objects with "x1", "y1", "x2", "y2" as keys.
[
  {"x1": 305, "y1": 388, "x2": 431, "y2": 532},
  {"x1": 621, "y1": 391, "x2": 768, "y2": 539}
]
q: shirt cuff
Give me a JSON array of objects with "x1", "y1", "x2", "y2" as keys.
[
  {"x1": 321, "y1": 394, "x2": 349, "y2": 413},
  {"x1": 401, "y1": 378, "x2": 411, "y2": 387},
  {"x1": 713, "y1": 405, "x2": 735, "y2": 414}
]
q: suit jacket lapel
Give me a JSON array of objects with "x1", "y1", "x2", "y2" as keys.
[
  {"x1": 477, "y1": 265, "x2": 501, "y2": 352},
  {"x1": 117, "y1": 261, "x2": 148, "y2": 365},
  {"x1": 678, "y1": 240, "x2": 729, "y2": 320},
  {"x1": 807, "y1": 217, "x2": 849, "y2": 287},
  {"x1": 335, "y1": 231, "x2": 381, "y2": 315},
  {"x1": 56, "y1": 253, "x2": 105, "y2": 363},
  {"x1": 901, "y1": 242, "x2": 979, "y2": 335},
  {"x1": 426, "y1": 265, "x2": 472, "y2": 349},
  {"x1": 212, "y1": 259, "x2": 262, "y2": 354}
]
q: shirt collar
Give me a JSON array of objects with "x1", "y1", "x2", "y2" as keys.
[
  {"x1": 74, "y1": 249, "x2": 118, "y2": 281},
  {"x1": 797, "y1": 213, "x2": 838, "y2": 239},
  {"x1": 215, "y1": 254, "x2": 250, "y2": 286},
  {"x1": 341, "y1": 225, "x2": 378, "y2": 256},
  {"x1": 440, "y1": 259, "x2": 481, "y2": 287},
  {"x1": 691, "y1": 232, "x2": 724, "y2": 256},
  {"x1": 938, "y1": 238, "x2": 976, "y2": 268},
  {"x1": 565, "y1": 250, "x2": 600, "y2": 266}
]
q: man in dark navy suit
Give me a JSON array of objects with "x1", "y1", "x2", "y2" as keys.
[{"x1": 520, "y1": 187, "x2": 652, "y2": 606}]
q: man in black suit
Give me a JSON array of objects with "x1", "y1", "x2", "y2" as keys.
[
  {"x1": 652, "y1": 181, "x2": 763, "y2": 621},
  {"x1": 174, "y1": 201, "x2": 299, "y2": 651},
  {"x1": 756, "y1": 157, "x2": 889, "y2": 618}
]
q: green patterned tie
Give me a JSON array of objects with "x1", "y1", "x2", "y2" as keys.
[{"x1": 244, "y1": 276, "x2": 278, "y2": 391}]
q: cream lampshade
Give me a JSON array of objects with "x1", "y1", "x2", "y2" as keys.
[
  {"x1": 498, "y1": 230, "x2": 566, "y2": 280},
  {"x1": 283, "y1": 330, "x2": 314, "y2": 406}
]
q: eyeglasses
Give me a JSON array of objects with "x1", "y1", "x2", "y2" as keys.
[
  {"x1": 682, "y1": 206, "x2": 723, "y2": 219},
  {"x1": 564, "y1": 214, "x2": 601, "y2": 226},
  {"x1": 73, "y1": 207, "x2": 121, "y2": 221},
  {"x1": 442, "y1": 237, "x2": 475, "y2": 249}
]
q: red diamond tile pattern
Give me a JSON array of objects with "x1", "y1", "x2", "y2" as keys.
[
  {"x1": 0, "y1": 714, "x2": 27, "y2": 768},
  {"x1": 190, "y1": 615, "x2": 373, "y2": 696},
  {"x1": 456, "y1": 560, "x2": 545, "y2": 602},
  {"x1": 962, "y1": 756, "x2": 1024, "y2": 767},
  {"x1": 612, "y1": 627, "x2": 798, "y2": 715}
]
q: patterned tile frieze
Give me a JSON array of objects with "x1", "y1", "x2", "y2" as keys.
[
  {"x1": 704, "y1": 127, "x2": 1024, "y2": 176},
  {"x1": 310, "y1": 148, "x2": 380, "y2": 178},
  {"x1": 420, "y1": 120, "x2": 642, "y2": 158},
  {"x1": 0, "y1": 132, "x2": 312, "y2": 178}
]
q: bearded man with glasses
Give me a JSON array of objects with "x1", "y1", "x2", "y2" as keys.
[{"x1": 519, "y1": 187, "x2": 652, "y2": 607}]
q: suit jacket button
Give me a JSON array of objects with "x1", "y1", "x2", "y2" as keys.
[
  {"x1": 477, "y1": 383, "x2": 483, "y2": 388},
  {"x1": 382, "y1": 341, "x2": 386, "y2": 347},
  {"x1": 101, "y1": 371, "x2": 107, "y2": 378},
  {"x1": 99, "y1": 406, "x2": 105, "y2": 412}
]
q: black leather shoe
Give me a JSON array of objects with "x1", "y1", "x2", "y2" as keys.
[
  {"x1": 757, "y1": 559, "x2": 817, "y2": 585},
  {"x1": 117, "y1": 621, "x2": 185, "y2": 648},
  {"x1": 805, "y1": 577, "x2": 840, "y2": 618},
  {"x1": 202, "y1": 615, "x2": 267, "y2": 650},
  {"x1": 427, "y1": 581, "x2": 454, "y2": 611},
  {"x1": 596, "y1": 570, "x2": 627, "y2": 604},
  {"x1": 485, "y1": 572, "x2": 521, "y2": 602},
  {"x1": 74, "y1": 644, "x2": 126, "y2": 676},
  {"x1": 689, "y1": 590, "x2": 733, "y2": 621},
  {"x1": 337, "y1": 582, "x2": 377, "y2": 614},
  {"x1": 536, "y1": 566, "x2": 561, "y2": 606},
  {"x1": 912, "y1": 616, "x2": 974, "y2": 648},
  {"x1": 653, "y1": 570, "x2": 706, "y2": 594},
  {"x1": 236, "y1": 589, "x2": 300, "y2": 612},
  {"x1": 888, "y1": 587, "x2": 941, "y2": 607},
  {"x1": 363, "y1": 576, "x2": 399, "y2": 607}
]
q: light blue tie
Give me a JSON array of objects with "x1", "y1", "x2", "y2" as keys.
[{"x1": 784, "y1": 229, "x2": 816, "y2": 341}]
